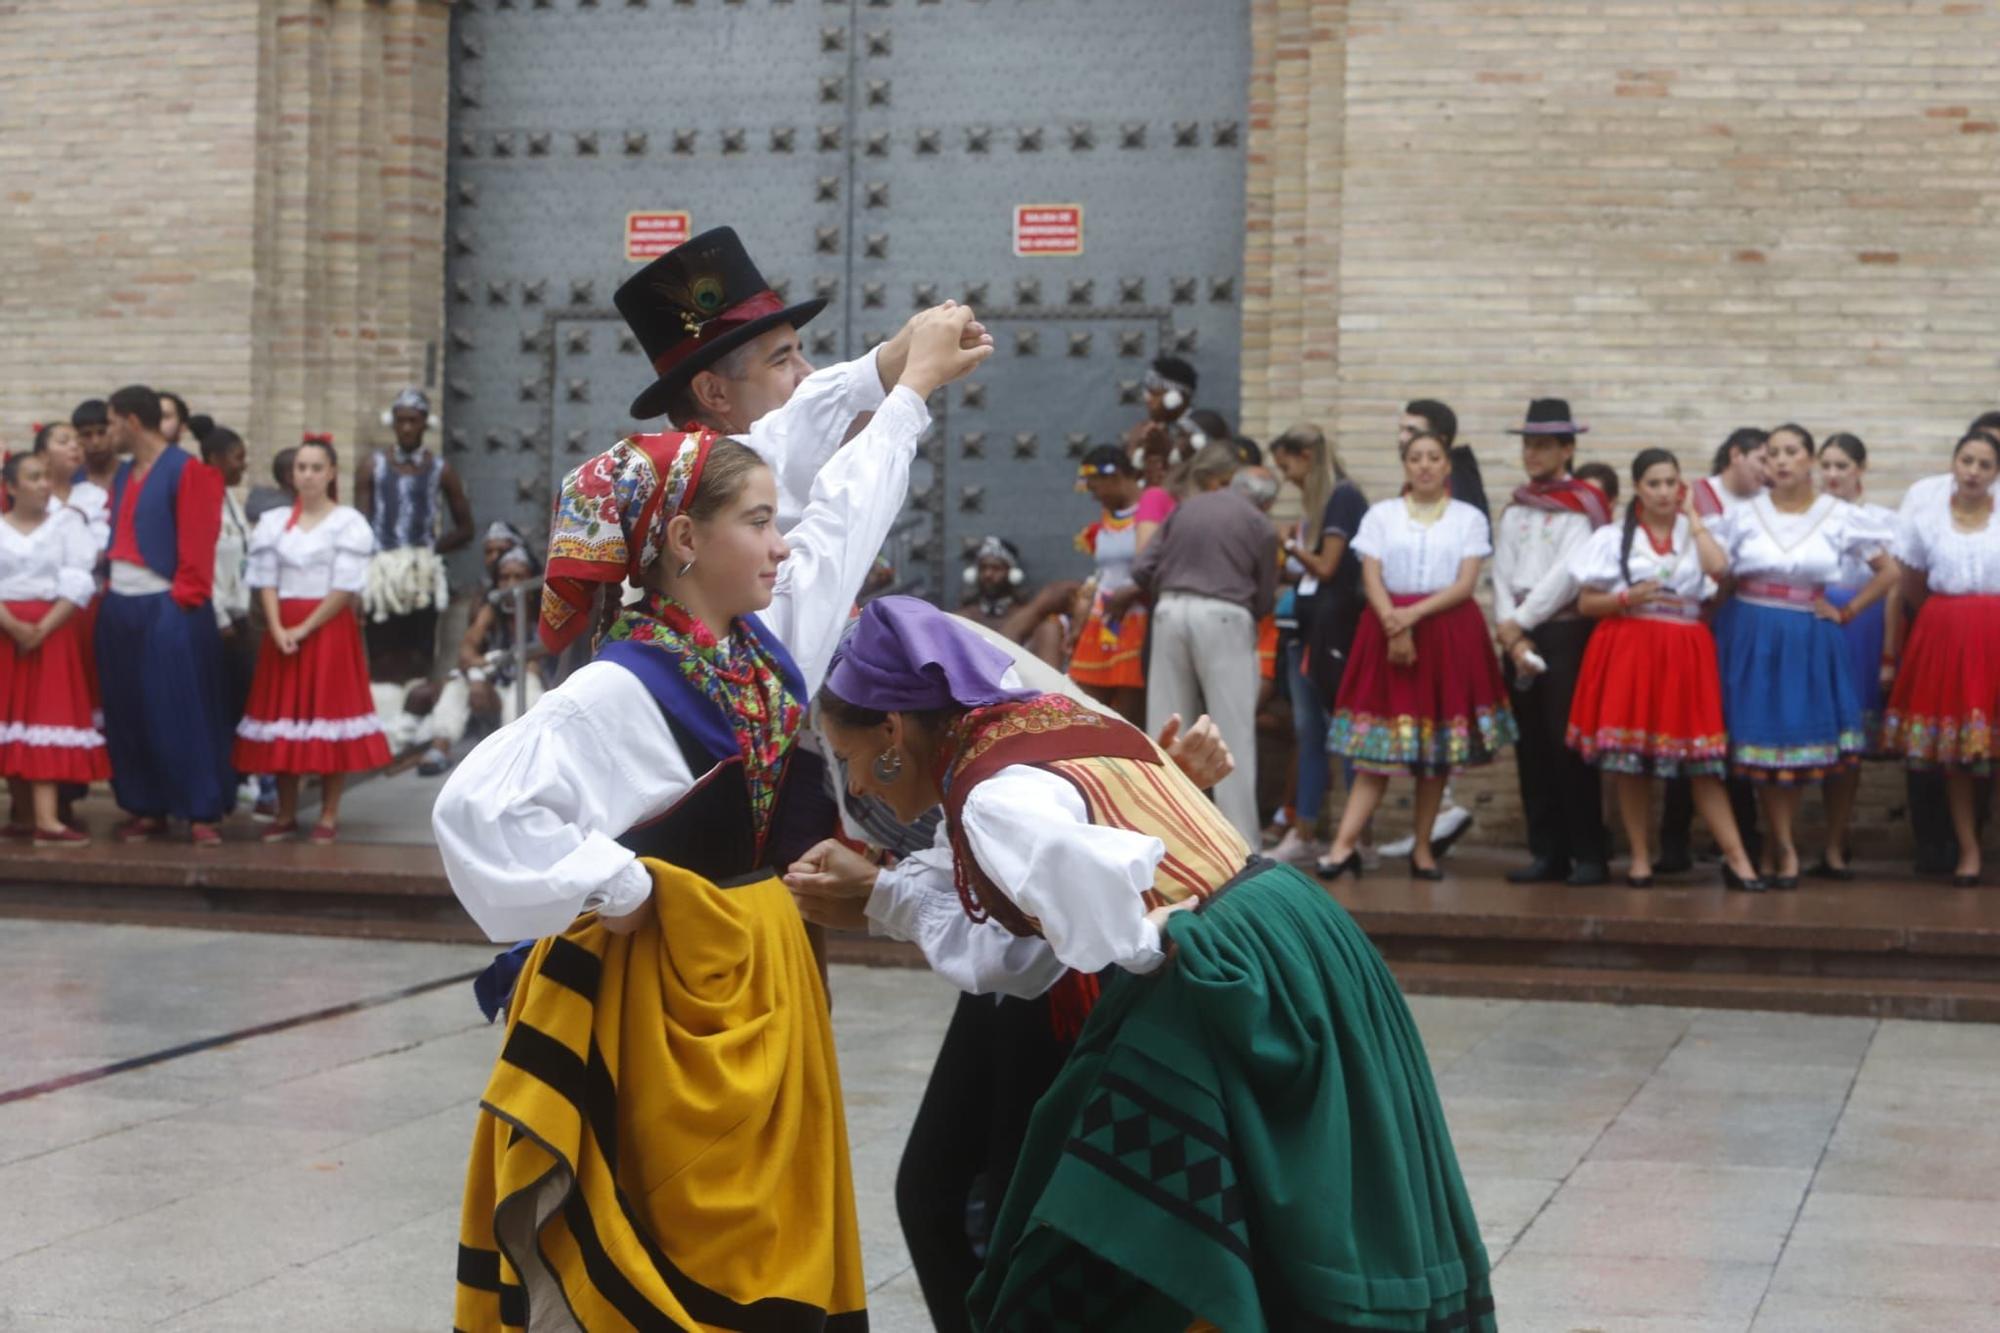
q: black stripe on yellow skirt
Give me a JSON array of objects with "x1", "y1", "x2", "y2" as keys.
[
  {"x1": 492, "y1": 1019, "x2": 868, "y2": 1333},
  {"x1": 536, "y1": 936, "x2": 602, "y2": 1002},
  {"x1": 456, "y1": 1245, "x2": 527, "y2": 1328}
]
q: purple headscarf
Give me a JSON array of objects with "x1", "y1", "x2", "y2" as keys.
[{"x1": 824, "y1": 596, "x2": 1037, "y2": 712}]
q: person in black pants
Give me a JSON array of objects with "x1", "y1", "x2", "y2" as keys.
[
  {"x1": 1491, "y1": 399, "x2": 1615, "y2": 885},
  {"x1": 895, "y1": 992, "x2": 1077, "y2": 1333}
]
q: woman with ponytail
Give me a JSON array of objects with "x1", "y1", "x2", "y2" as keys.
[
  {"x1": 1565, "y1": 449, "x2": 1764, "y2": 889},
  {"x1": 232, "y1": 434, "x2": 388, "y2": 841}
]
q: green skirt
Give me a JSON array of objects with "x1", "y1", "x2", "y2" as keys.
[{"x1": 968, "y1": 860, "x2": 1495, "y2": 1333}]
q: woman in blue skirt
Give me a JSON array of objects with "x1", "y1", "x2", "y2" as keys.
[
  {"x1": 1812, "y1": 433, "x2": 1900, "y2": 878},
  {"x1": 1711, "y1": 424, "x2": 1897, "y2": 887}
]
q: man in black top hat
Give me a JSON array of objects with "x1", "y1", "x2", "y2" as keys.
[
  {"x1": 1491, "y1": 398, "x2": 1614, "y2": 885},
  {"x1": 616, "y1": 226, "x2": 988, "y2": 532}
]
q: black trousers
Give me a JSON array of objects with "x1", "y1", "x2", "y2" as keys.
[
  {"x1": 1505, "y1": 618, "x2": 1607, "y2": 866},
  {"x1": 897, "y1": 989, "x2": 1073, "y2": 1333},
  {"x1": 1661, "y1": 773, "x2": 1761, "y2": 863}
]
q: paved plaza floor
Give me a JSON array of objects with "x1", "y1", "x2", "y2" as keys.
[{"x1": 2, "y1": 921, "x2": 1997, "y2": 1331}]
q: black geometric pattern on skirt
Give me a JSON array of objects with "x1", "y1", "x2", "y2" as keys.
[
  {"x1": 984, "y1": 1244, "x2": 1153, "y2": 1332},
  {"x1": 1063, "y1": 1070, "x2": 1251, "y2": 1262}
]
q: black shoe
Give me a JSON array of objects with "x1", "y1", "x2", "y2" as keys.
[
  {"x1": 1625, "y1": 873, "x2": 1654, "y2": 888},
  {"x1": 1772, "y1": 874, "x2": 1800, "y2": 891},
  {"x1": 1953, "y1": 872, "x2": 1981, "y2": 888},
  {"x1": 1409, "y1": 857, "x2": 1445, "y2": 882},
  {"x1": 1807, "y1": 861, "x2": 1855, "y2": 882},
  {"x1": 1723, "y1": 865, "x2": 1767, "y2": 893},
  {"x1": 1506, "y1": 857, "x2": 1569, "y2": 884},
  {"x1": 1654, "y1": 845, "x2": 1694, "y2": 876},
  {"x1": 1314, "y1": 851, "x2": 1364, "y2": 881},
  {"x1": 1566, "y1": 861, "x2": 1610, "y2": 887}
]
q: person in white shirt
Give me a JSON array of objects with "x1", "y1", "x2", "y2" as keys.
[
  {"x1": 1811, "y1": 433, "x2": 1901, "y2": 879},
  {"x1": 1489, "y1": 398, "x2": 1614, "y2": 886},
  {"x1": 1881, "y1": 429, "x2": 2000, "y2": 885},
  {"x1": 1895, "y1": 412, "x2": 2000, "y2": 875},
  {"x1": 233, "y1": 438, "x2": 389, "y2": 843},
  {"x1": 0, "y1": 453, "x2": 105, "y2": 845},
  {"x1": 790, "y1": 596, "x2": 1495, "y2": 1333},
  {"x1": 1709, "y1": 424, "x2": 1897, "y2": 888},
  {"x1": 1320, "y1": 431, "x2": 1517, "y2": 880},
  {"x1": 1563, "y1": 449, "x2": 1763, "y2": 890}
]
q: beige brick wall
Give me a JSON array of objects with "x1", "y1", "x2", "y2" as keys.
[
  {"x1": 0, "y1": 0, "x2": 451, "y2": 474},
  {"x1": 1243, "y1": 0, "x2": 2000, "y2": 850}
]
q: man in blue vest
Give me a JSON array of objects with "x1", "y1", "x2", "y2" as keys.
[{"x1": 98, "y1": 385, "x2": 235, "y2": 845}]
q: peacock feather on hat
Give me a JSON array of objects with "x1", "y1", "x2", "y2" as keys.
[{"x1": 651, "y1": 264, "x2": 730, "y2": 337}]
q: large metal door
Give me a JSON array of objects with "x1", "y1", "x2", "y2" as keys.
[{"x1": 446, "y1": 0, "x2": 1249, "y2": 601}]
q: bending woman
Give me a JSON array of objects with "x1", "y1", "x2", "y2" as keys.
[
  {"x1": 434, "y1": 303, "x2": 988, "y2": 1332},
  {"x1": 797, "y1": 596, "x2": 1493, "y2": 1333}
]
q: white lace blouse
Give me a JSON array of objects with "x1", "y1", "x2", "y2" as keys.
[
  {"x1": 0, "y1": 508, "x2": 97, "y2": 607},
  {"x1": 244, "y1": 506, "x2": 376, "y2": 599},
  {"x1": 1711, "y1": 494, "x2": 1894, "y2": 586},
  {"x1": 1567, "y1": 517, "x2": 1715, "y2": 602},
  {"x1": 1894, "y1": 487, "x2": 2000, "y2": 596},
  {"x1": 1350, "y1": 497, "x2": 1491, "y2": 596}
]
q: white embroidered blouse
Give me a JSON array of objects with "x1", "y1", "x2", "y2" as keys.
[
  {"x1": 0, "y1": 508, "x2": 97, "y2": 608},
  {"x1": 1350, "y1": 497, "x2": 1492, "y2": 596},
  {"x1": 244, "y1": 505, "x2": 376, "y2": 599}
]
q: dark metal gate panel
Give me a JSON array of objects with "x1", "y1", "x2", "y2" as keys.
[{"x1": 447, "y1": 0, "x2": 1249, "y2": 602}]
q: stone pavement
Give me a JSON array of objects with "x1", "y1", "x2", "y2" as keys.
[{"x1": 2, "y1": 922, "x2": 1997, "y2": 1331}]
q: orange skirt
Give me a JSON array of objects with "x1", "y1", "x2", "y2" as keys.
[{"x1": 1068, "y1": 598, "x2": 1147, "y2": 689}]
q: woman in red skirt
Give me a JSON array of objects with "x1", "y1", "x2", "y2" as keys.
[
  {"x1": 233, "y1": 436, "x2": 389, "y2": 843},
  {"x1": 1321, "y1": 430, "x2": 1516, "y2": 879},
  {"x1": 1880, "y1": 430, "x2": 2000, "y2": 886},
  {"x1": 1565, "y1": 449, "x2": 1764, "y2": 889},
  {"x1": 0, "y1": 453, "x2": 107, "y2": 845}
]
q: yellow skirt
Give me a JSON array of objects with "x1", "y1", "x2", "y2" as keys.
[{"x1": 453, "y1": 859, "x2": 865, "y2": 1332}]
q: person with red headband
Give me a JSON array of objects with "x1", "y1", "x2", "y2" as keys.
[
  {"x1": 231, "y1": 433, "x2": 390, "y2": 842},
  {"x1": 433, "y1": 266, "x2": 991, "y2": 1330}
]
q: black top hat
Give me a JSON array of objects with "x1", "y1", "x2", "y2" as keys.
[
  {"x1": 1507, "y1": 398, "x2": 1590, "y2": 436},
  {"x1": 614, "y1": 227, "x2": 828, "y2": 420}
]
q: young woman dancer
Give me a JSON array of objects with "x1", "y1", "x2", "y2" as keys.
[
  {"x1": 1710, "y1": 424, "x2": 1895, "y2": 887},
  {"x1": 1319, "y1": 431, "x2": 1516, "y2": 879},
  {"x1": 1812, "y1": 432, "x2": 1901, "y2": 877},
  {"x1": 232, "y1": 437, "x2": 390, "y2": 842},
  {"x1": 794, "y1": 596, "x2": 1493, "y2": 1333},
  {"x1": 1564, "y1": 449, "x2": 1764, "y2": 889},
  {"x1": 0, "y1": 453, "x2": 106, "y2": 844},
  {"x1": 1880, "y1": 430, "x2": 2000, "y2": 886}
]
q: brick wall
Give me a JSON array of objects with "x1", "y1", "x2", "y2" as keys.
[
  {"x1": 1242, "y1": 0, "x2": 2000, "y2": 849},
  {"x1": 0, "y1": 0, "x2": 452, "y2": 476}
]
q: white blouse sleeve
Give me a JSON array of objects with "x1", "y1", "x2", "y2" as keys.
[
  {"x1": 432, "y1": 660, "x2": 693, "y2": 942},
  {"x1": 329, "y1": 509, "x2": 376, "y2": 593},
  {"x1": 1452, "y1": 502, "x2": 1493, "y2": 561},
  {"x1": 1566, "y1": 525, "x2": 1625, "y2": 591},
  {"x1": 865, "y1": 822, "x2": 1069, "y2": 999},
  {"x1": 758, "y1": 384, "x2": 931, "y2": 695},
  {"x1": 741, "y1": 347, "x2": 889, "y2": 533},
  {"x1": 244, "y1": 511, "x2": 284, "y2": 590},
  {"x1": 959, "y1": 764, "x2": 1168, "y2": 976},
  {"x1": 1835, "y1": 501, "x2": 1896, "y2": 564},
  {"x1": 1350, "y1": 502, "x2": 1389, "y2": 563},
  {"x1": 53, "y1": 510, "x2": 97, "y2": 607}
]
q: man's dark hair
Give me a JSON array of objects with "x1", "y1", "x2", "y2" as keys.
[
  {"x1": 1970, "y1": 410, "x2": 2000, "y2": 438},
  {"x1": 1152, "y1": 356, "x2": 1197, "y2": 393},
  {"x1": 271, "y1": 445, "x2": 299, "y2": 490},
  {"x1": 70, "y1": 398, "x2": 108, "y2": 429},
  {"x1": 1404, "y1": 399, "x2": 1457, "y2": 446},
  {"x1": 160, "y1": 391, "x2": 192, "y2": 429},
  {"x1": 108, "y1": 385, "x2": 163, "y2": 431},
  {"x1": 1710, "y1": 426, "x2": 1768, "y2": 477},
  {"x1": 1575, "y1": 461, "x2": 1619, "y2": 504},
  {"x1": 200, "y1": 424, "x2": 245, "y2": 466}
]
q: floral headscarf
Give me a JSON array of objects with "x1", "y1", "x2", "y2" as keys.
[{"x1": 540, "y1": 428, "x2": 718, "y2": 652}]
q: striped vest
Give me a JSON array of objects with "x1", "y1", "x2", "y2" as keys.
[{"x1": 940, "y1": 694, "x2": 1250, "y2": 940}]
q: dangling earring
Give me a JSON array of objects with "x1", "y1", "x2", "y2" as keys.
[
  {"x1": 676, "y1": 558, "x2": 696, "y2": 578},
  {"x1": 871, "y1": 749, "x2": 904, "y2": 782}
]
